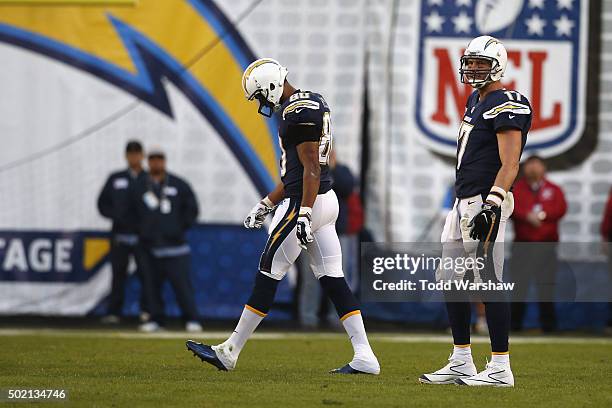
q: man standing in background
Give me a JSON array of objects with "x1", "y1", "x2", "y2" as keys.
[
  {"x1": 510, "y1": 156, "x2": 567, "y2": 333},
  {"x1": 97, "y1": 140, "x2": 146, "y2": 324},
  {"x1": 130, "y1": 147, "x2": 202, "y2": 333}
]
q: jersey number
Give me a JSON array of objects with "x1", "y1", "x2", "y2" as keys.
[
  {"x1": 319, "y1": 112, "x2": 333, "y2": 166},
  {"x1": 279, "y1": 134, "x2": 287, "y2": 177},
  {"x1": 279, "y1": 111, "x2": 332, "y2": 177},
  {"x1": 456, "y1": 121, "x2": 474, "y2": 170},
  {"x1": 504, "y1": 90, "x2": 522, "y2": 101},
  {"x1": 289, "y1": 92, "x2": 310, "y2": 102}
]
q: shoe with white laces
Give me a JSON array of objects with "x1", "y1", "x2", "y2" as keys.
[
  {"x1": 186, "y1": 340, "x2": 234, "y2": 371},
  {"x1": 210, "y1": 342, "x2": 237, "y2": 371},
  {"x1": 331, "y1": 352, "x2": 380, "y2": 375},
  {"x1": 455, "y1": 360, "x2": 514, "y2": 387},
  {"x1": 419, "y1": 356, "x2": 477, "y2": 385}
]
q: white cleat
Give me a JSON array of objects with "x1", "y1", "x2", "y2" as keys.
[
  {"x1": 455, "y1": 361, "x2": 514, "y2": 387},
  {"x1": 419, "y1": 357, "x2": 477, "y2": 385},
  {"x1": 185, "y1": 321, "x2": 203, "y2": 333},
  {"x1": 348, "y1": 353, "x2": 381, "y2": 375},
  {"x1": 211, "y1": 343, "x2": 237, "y2": 371}
]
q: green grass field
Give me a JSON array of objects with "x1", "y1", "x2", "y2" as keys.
[{"x1": 1, "y1": 331, "x2": 611, "y2": 407}]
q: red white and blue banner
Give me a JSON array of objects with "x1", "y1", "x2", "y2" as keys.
[{"x1": 415, "y1": 0, "x2": 595, "y2": 159}]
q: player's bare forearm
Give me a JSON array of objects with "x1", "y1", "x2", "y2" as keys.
[
  {"x1": 492, "y1": 128, "x2": 522, "y2": 199},
  {"x1": 266, "y1": 182, "x2": 285, "y2": 205},
  {"x1": 492, "y1": 163, "x2": 519, "y2": 194},
  {"x1": 296, "y1": 141, "x2": 321, "y2": 208},
  {"x1": 301, "y1": 164, "x2": 320, "y2": 208}
]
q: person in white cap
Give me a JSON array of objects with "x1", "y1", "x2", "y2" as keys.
[{"x1": 130, "y1": 146, "x2": 202, "y2": 333}]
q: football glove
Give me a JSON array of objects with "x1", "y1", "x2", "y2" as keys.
[
  {"x1": 468, "y1": 203, "x2": 501, "y2": 242},
  {"x1": 244, "y1": 197, "x2": 276, "y2": 229},
  {"x1": 296, "y1": 207, "x2": 313, "y2": 249}
]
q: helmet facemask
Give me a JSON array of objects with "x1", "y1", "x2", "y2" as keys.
[
  {"x1": 248, "y1": 88, "x2": 278, "y2": 118},
  {"x1": 459, "y1": 55, "x2": 501, "y2": 89},
  {"x1": 242, "y1": 58, "x2": 288, "y2": 117}
]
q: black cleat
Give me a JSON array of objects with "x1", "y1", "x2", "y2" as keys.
[
  {"x1": 329, "y1": 363, "x2": 370, "y2": 375},
  {"x1": 185, "y1": 340, "x2": 228, "y2": 371}
]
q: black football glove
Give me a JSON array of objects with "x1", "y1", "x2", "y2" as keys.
[{"x1": 468, "y1": 203, "x2": 501, "y2": 242}]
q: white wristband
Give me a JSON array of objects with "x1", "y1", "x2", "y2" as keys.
[
  {"x1": 299, "y1": 206, "x2": 312, "y2": 218},
  {"x1": 262, "y1": 196, "x2": 274, "y2": 208},
  {"x1": 486, "y1": 186, "x2": 506, "y2": 207}
]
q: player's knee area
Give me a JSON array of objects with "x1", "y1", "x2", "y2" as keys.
[
  {"x1": 246, "y1": 272, "x2": 280, "y2": 315},
  {"x1": 310, "y1": 258, "x2": 344, "y2": 280},
  {"x1": 258, "y1": 248, "x2": 294, "y2": 280},
  {"x1": 261, "y1": 261, "x2": 291, "y2": 281},
  {"x1": 318, "y1": 276, "x2": 359, "y2": 319}
]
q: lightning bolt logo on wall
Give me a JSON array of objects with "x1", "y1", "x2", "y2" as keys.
[
  {"x1": 0, "y1": 0, "x2": 279, "y2": 194},
  {"x1": 0, "y1": 0, "x2": 282, "y2": 315}
]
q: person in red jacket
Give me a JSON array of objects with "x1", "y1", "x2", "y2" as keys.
[
  {"x1": 602, "y1": 188, "x2": 612, "y2": 243},
  {"x1": 510, "y1": 156, "x2": 567, "y2": 332},
  {"x1": 601, "y1": 187, "x2": 612, "y2": 328}
]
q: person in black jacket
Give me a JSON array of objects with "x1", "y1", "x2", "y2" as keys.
[
  {"x1": 97, "y1": 140, "x2": 146, "y2": 323},
  {"x1": 329, "y1": 151, "x2": 355, "y2": 236},
  {"x1": 130, "y1": 147, "x2": 202, "y2": 332}
]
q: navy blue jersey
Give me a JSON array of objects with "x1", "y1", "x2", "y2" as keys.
[
  {"x1": 455, "y1": 89, "x2": 532, "y2": 198},
  {"x1": 278, "y1": 90, "x2": 333, "y2": 198}
]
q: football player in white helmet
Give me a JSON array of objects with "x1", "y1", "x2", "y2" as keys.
[
  {"x1": 459, "y1": 35, "x2": 508, "y2": 88},
  {"x1": 241, "y1": 58, "x2": 289, "y2": 117},
  {"x1": 419, "y1": 36, "x2": 532, "y2": 387},
  {"x1": 187, "y1": 58, "x2": 380, "y2": 375}
]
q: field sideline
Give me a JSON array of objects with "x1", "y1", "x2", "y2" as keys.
[
  {"x1": 2, "y1": 328, "x2": 612, "y2": 344},
  {"x1": 1, "y1": 330, "x2": 610, "y2": 407}
]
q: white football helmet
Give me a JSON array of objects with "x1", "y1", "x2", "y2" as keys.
[
  {"x1": 241, "y1": 58, "x2": 288, "y2": 117},
  {"x1": 460, "y1": 36, "x2": 507, "y2": 89}
]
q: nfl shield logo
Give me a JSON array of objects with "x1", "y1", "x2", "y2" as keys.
[{"x1": 415, "y1": 0, "x2": 598, "y2": 161}]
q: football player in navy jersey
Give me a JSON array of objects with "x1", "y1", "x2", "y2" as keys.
[
  {"x1": 419, "y1": 36, "x2": 532, "y2": 387},
  {"x1": 187, "y1": 58, "x2": 380, "y2": 375}
]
